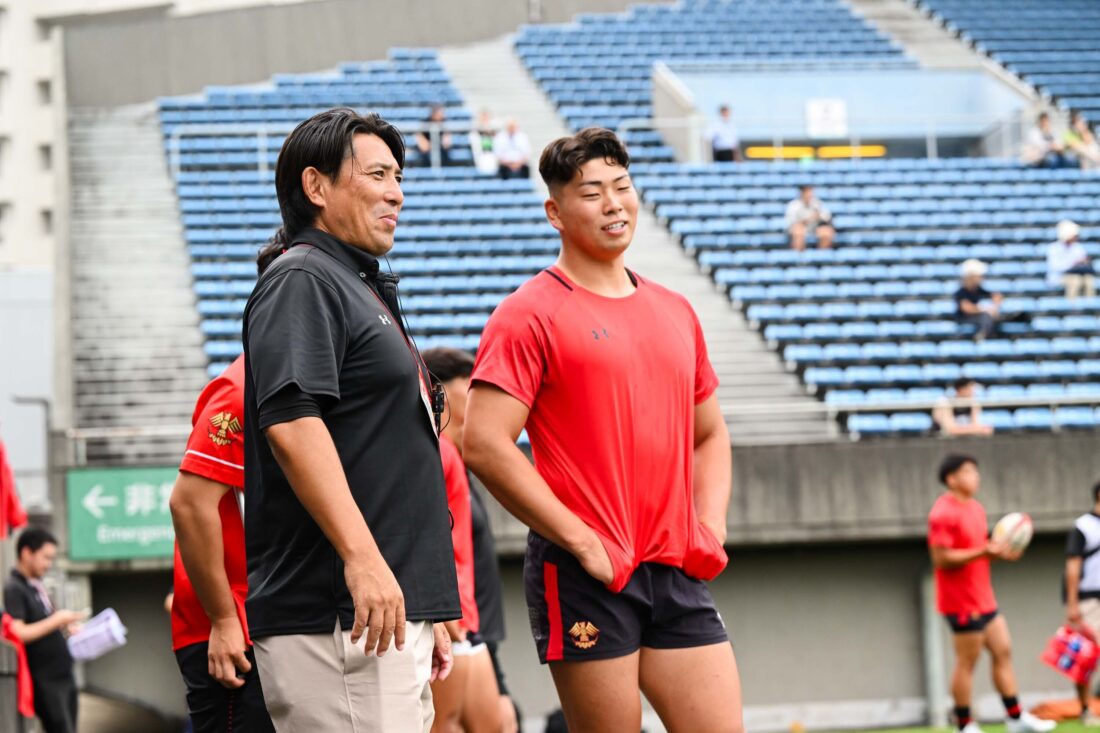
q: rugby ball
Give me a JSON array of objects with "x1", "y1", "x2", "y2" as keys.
[{"x1": 992, "y1": 512, "x2": 1034, "y2": 554}]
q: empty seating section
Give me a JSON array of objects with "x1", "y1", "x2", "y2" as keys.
[
  {"x1": 636, "y1": 157, "x2": 1100, "y2": 435},
  {"x1": 515, "y1": 0, "x2": 910, "y2": 162},
  {"x1": 918, "y1": 0, "x2": 1100, "y2": 121},
  {"x1": 159, "y1": 49, "x2": 557, "y2": 377}
]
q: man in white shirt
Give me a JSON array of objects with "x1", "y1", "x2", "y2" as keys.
[
  {"x1": 784, "y1": 185, "x2": 835, "y2": 251},
  {"x1": 493, "y1": 119, "x2": 532, "y2": 180},
  {"x1": 1047, "y1": 219, "x2": 1095, "y2": 299},
  {"x1": 707, "y1": 105, "x2": 742, "y2": 163},
  {"x1": 1022, "y1": 112, "x2": 1074, "y2": 169},
  {"x1": 1064, "y1": 481, "x2": 1100, "y2": 725}
]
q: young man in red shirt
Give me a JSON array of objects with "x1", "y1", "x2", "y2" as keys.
[
  {"x1": 464, "y1": 128, "x2": 742, "y2": 733},
  {"x1": 929, "y1": 454, "x2": 1054, "y2": 733},
  {"x1": 167, "y1": 248, "x2": 280, "y2": 732}
]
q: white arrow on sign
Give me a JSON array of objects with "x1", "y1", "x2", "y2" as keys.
[{"x1": 82, "y1": 485, "x2": 119, "y2": 519}]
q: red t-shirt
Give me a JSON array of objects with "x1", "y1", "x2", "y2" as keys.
[
  {"x1": 928, "y1": 492, "x2": 997, "y2": 616},
  {"x1": 471, "y1": 267, "x2": 725, "y2": 592},
  {"x1": 440, "y1": 434, "x2": 478, "y2": 633},
  {"x1": 171, "y1": 357, "x2": 250, "y2": 651}
]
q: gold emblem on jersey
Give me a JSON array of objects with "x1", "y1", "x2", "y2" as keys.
[
  {"x1": 208, "y1": 412, "x2": 241, "y2": 446},
  {"x1": 568, "y1": 621, "x2": 600, "y2": 649}
]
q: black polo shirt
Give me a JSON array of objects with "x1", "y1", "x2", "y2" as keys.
[
  {"x1": 243, "y1": 227, "x2": 460, "y2": 638},
  {"x1": 3, "y1": 570, "x2": 74, "y2": 681}
]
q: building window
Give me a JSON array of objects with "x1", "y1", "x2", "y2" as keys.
[
  {"x1": 37, "y1": 79, "x2": 51, "y2": 105},
  {"x1": 40, "y1": 208, "x2": 53, "y2": 235},
  {"x1": 38, "y1": 144, "x2": 52, "y2": 171},
  {"x1": 0, "y1": 202, "x2": 12, "y2": 246}
]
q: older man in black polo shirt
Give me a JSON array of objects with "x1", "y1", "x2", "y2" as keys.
[{"x1": 243, "y1": 108, "x2": 460, "y2": 731}]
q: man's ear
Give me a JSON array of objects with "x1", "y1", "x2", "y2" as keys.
[
  {"x1": 544, "y1": 195, "x2": 564, "y2": 233},
  {"x1": 302, "y1": 166, "x2": 328, "y2": 209}
]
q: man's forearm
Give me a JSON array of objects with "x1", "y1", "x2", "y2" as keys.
[
  {"x1": 693, "y1": 427, "x2": 732, "y2": 538},
  {"x1": 1067, "y1": 558, "x2": 1083, "y2": 607},
  {"x1": 465, "y1": 437, "x2": 595, "y2": 555},
  {"x1": 170, "y1": 475, "x2": 237, "y2": 623},
  {"x1": 265, "y1": 417, "x2": 381, "y2": 564},
  {"x1": 9, "y1": 617, "x2": 64, "y2": 644},
  {"x1": 933, "y1": 546, "x2": 987, "y2": 568}
]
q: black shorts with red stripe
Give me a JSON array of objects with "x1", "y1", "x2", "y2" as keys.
[{"x1": 524, "y1": 532, "x2": 729, "y2": 663}]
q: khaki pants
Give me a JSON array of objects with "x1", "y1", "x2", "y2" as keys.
[
  {"x1": 254, "y1": 620, "x2": 435, "y2": 733},
  {"x1": 1064, "y1": 273, "x2": 1097, "y2": 299}
]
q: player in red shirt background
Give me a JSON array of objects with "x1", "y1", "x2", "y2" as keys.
[
  {"x1": 166, "y1": 248, "x2": 279, "y2": 732},
  {"x1": 464, "y1": 128, "x2": 741, "y2": 733},
  {"x1": 928, "y1": 454, "x2": 1053, "y2": 733},
  {"x1": 424, "y1": 346, "x2": 505, "y2": 733}
]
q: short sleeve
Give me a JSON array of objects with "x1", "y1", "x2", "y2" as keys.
[
  {"x1": 180, "y1": 378, "x2": 244, "y2": 488},
  {"x1": 471, "y1": 296, "x2": 548, "y2": 409},
  {"x1": 690, "y1": 305, "x2": 719, "y2": 404},
  {"x1": 3, "y1": 583, "x2": 27, "y2": 622},
  {"x1": 1067, "y1": 527, "x2": 1087, "y2": 557},
  {"x1": 247, "y1": 269, "x2": 346, "y2": 412},
  {"x1": 928, "y1": 510, "x2": 956, "y2": 548}
]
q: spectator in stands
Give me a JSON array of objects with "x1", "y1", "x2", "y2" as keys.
[
  {"x1": 954, "y1": 259, "x2": 1004, "y2": 340},
  {"x1": 470, "y1": 109, "x2": 499, "y2": 175},
  {"x1": 933, "y1": 378, "x2": 994, "y2": 437},
  {"x1": 1047, "y1": 219, "x2": 1095, "y2": 299},
  {"x1": 416, "y1": 104, "x2": 454, "y2": 166},
  {"x1": 785, "y1": 184, "x2": 835, "y2": 251},
  {"x1": 493, "y1": 118, "x2": 532, "y2": 179},
  {"x1": 1022, "y1": 112, "x2": 1074, "y2": 169},
  {"x1": 707, "y1": 105, "x2": 742, "y2": 163},
  {"x1": 1064, "y1": 111, "x2": 1100, "y2": 170},
  {"x1": 4, "y1": 528, "x2": 86, "y2": 733}
]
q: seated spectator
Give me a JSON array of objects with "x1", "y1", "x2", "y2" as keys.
[
  {"x1": 492, "y1": 118, "x2": 531, "y2": 180},
  {"x1": 1047, "y1": 219, "x2": 1095, "y2": 299},
  {"x1": 1022, "y1": 112, "x2": 1075, "y2": 169},
  {"x1": 954, "y1": 259, "x2": 1003, "y2": 340},
  {"x1": 416, "y1": 104, "x2": 454, "y2": 166},
  {"x1": 707, "y1": 104, "x2": 742, "y2": 163},
  {"x1": 933, "y1": 378, "x2": 994, "y2": 437},
  {"x1": 1064, "y1": 111, "x2": 1100, "y2": 170},
  {"x1": 785, "y1": 185, "x2": 834, "y2": 251},
  {"x1": 469, "y1": 109, "x2": 499, "y2": 175}
]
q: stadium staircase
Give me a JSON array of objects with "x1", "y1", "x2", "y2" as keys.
[
  {"x1": 69, "y1": 105, "x2": 206, "y2": 464},
  {"x1": 441, "y1": 36, "x2": 838, "y2": 443}
]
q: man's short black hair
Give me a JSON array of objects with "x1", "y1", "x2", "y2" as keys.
[
  {"x1": 938, "y1": 453, "x2": 978, "y2": 486},
  {"x1": 539, "y1": 127, "x2": 630, "y2": 191},
  {"x1": 422, "y1": 347, "x2": 475, "y2": 383},
  {"x1": 953, "y1": 377, "x2": 976, "y2": 391},
  {"x1": 1092, "y1": 480, "x2": 1100, "y2": 504},
  {"x1": 719, "y1": 104, "x2": 730, "y2": 114},
  {"x1": 799, "y1": 184, "x2": 814, "y2": 192},
  {"x1": 1038, "y1": 112, "x2": 1050, "y2": 122},
  {"x1": 274, "y1": 107, "x2": 405, "y2": 243},
  {"x1": 17, "y1": 527, "x2": 57, "y2": 556}
]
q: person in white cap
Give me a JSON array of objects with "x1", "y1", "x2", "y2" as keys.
[
  {"x1": 954, "y1": 259, "x2": 1003, "y2": 340},
  {"x1": 1047, "y1": 220, "x2": 1095, "y2": 299}
]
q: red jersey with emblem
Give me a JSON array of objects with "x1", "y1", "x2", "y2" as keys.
[
  {"x1": 440, "y1": 434, "x2": 479, "y2": 633},
  {"x1": 471, "y1": 266, "x2": 725, "y2": 593},
  {"x1": 171, "y1": 357, "x2": 250, "y2": 651},
  {"x1": 928, "y1": 492, "x2": 997, "y2": 616}
]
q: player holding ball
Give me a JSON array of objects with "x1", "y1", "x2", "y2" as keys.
[{"x1": 928, "y1": 454, "x2": 1053, "y2": 733}]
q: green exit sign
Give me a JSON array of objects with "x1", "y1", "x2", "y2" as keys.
[{"x1": 66, "y1": 467, "x2": 179, "y2": 561}]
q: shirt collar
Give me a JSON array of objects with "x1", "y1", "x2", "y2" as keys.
[{"x1": 293, "y1": 227, "x2": 382, "y2": 281}]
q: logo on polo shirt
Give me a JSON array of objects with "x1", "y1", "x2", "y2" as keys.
[
  {"x1": 208, "y1": 412, "x2": 241, "y2": 446},
  {"x1": 568, "y1": 621, "x2": 600, "y2": 649},
  {"x1": 379, "y1": 314, "x2": 392, "y2": 326}
]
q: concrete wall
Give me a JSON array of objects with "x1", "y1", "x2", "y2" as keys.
[
  {"x1": 85, "y1": 570, "x2": 185, "y2": 718},
  {"x1": 0, "y1": 269, "x2": 54, "y2": 511},
  {"x1": 58, "y1": 0, "x2": 639, "y2": 108}
]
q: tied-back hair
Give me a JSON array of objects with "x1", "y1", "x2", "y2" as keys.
[
  {"x1": 274, "y1": 107, "x2": 405, "y2": 244},
  {"x1": 538, "y1": 127, "x2": 630, "y2": 190},
  {"x1": 256, "y1": 228, "x2": 288, "y2": 276}
]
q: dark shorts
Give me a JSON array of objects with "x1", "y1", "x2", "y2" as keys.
[
  {"x1": 524, "y1": 532, "x2": 729, "y2": 663},
  {"x1": 945, "y1": 609, "x2": 999, "y2": 633},
  {"x1": 175, "y1": 642, "x2": 275, "y2": 733}
]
